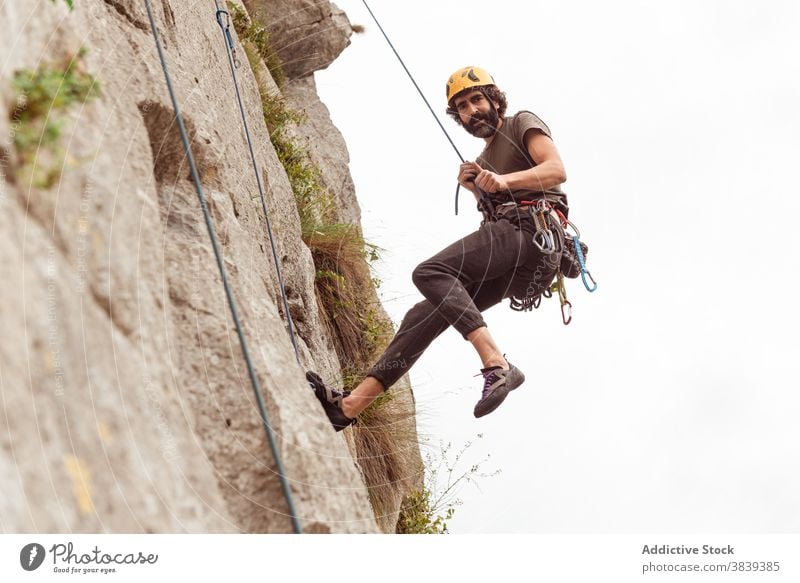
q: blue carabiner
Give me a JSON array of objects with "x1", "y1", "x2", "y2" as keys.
[{"x1": 572, "y1": 235, "x2": 597, "y2": 293}]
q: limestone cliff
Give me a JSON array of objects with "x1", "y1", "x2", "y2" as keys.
[{"x1": 0, "y1": 0, "x2": 421, "y2": 534}]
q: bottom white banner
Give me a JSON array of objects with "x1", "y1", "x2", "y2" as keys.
[{"x1": 1, "y1": 534, "x2": 797, "y2": 582}]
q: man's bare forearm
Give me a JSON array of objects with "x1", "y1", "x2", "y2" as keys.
[{"x1": 504, "y1": 161, "x2": 566, "y2": 193}]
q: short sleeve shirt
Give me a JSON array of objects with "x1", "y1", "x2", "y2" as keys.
[{"x1": 476, "y1": 110, "x2": 568, "y2": 214}]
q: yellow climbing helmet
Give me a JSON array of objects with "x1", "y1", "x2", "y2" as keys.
[{"x1": 446, "y1": 66, "x2": 496, "y2": 104}]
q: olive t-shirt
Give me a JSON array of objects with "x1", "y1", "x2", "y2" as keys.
[{"x1": 476, "y1": 110, "x2": 568, "y2": 214}]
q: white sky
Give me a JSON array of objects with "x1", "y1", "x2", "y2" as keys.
[{"x1": 315, "y1": 0, "x2": 800, "y2": 533}]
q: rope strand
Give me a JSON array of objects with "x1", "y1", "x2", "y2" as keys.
[
  {"x1": 360, "y1": 0, "x2": 464, "y2": 163},
  {"x1": 144, "y1": 0, "x2": 302, "y2": 534},
  {"x1": 360, "y1": 0, "x2": 494, "y2": 216},
  {"x1": 213, "y1": 1, "x2": 302, "y2": 365}
]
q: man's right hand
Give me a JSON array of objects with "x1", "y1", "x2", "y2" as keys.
[{"x1": 458, "y1": 161, "x2": 482, "y2": 192}]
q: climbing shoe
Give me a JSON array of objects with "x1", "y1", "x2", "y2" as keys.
[
  {"x1": 473, "y1": 363, "x2": 525, "y2": 418},
  {"x1": 306, "y1": 371, "x2": 356, "y2": 432}
]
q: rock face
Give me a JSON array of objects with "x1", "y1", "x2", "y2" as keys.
[
  {"x1": 245, "y1": 0, "x2": 353, "y2": 80},
  {"x1": 0, "y1": 0, "x2": 420, "y2": 533}
]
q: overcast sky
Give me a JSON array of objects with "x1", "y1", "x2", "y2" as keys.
[{"x1": 315, "y1": 0, "x2": 800, "y2": 533}]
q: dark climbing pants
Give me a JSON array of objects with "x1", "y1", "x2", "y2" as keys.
[{"x1": 366, "y1": 215, "x2": 562, "y2": 390}]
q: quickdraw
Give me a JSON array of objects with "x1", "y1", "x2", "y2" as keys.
[
  {"x1": 552, "y1": 271, "x2": 572, "y2": 325},
  {"x1": 508, "y1": 202, "x2": 596, "y2": 324},
  {"x1": 563, "y1": 219, "x2": 597, "y2": 293},
  {"x1": 214, "y1": 9, "x2": 241, "y2": 68},
  {"x1": 521, "y1": 200, "x2": 557, "y2": 254}
]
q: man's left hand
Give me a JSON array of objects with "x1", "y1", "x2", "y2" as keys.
[{"x1": 474, "y1": 170, "x2": 509, "y2": 193}]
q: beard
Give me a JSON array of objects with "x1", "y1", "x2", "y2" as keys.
[{"x1": 465, "y1": 107, "x2": 500, "y2": 138}]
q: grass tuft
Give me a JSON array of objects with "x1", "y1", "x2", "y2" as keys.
[
  {"x1": 228, "y1": 1, "x2": 285, "y2": 88},
  {"x1": 355, "y1": 390, "x2": 421, "y2": 528}
]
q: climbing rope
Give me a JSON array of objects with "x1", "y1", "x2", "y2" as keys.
[
  {"x1": 143, "y1": 0, "x2": 302, "y2": 534},
  {"x1": 213, "y1": 0, "x2": 302, "y2": 365},
  {"x1": 359, "y1": 0, "x2": 494, "y2": 217}
]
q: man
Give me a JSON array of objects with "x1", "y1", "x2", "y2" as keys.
[{"x1": 308, "y1": 66, "x2": 569, "y2": 430}]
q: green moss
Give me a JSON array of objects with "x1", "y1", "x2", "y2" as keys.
[{"x1": 9, "y1": 50, "x2": 100, "y2": 188}]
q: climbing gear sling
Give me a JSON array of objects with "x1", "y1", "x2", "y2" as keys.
[{"x1": 144, "y1": 0, "x2": 302, "y2": 534}]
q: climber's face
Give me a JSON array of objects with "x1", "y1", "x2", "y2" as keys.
[{"x1": 453, "y1": 90, "x2": 500, "y2": 138}]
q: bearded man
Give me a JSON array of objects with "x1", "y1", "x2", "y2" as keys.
[{"x1": 309, "y1": 66, "x2": 569, "y2": 429}]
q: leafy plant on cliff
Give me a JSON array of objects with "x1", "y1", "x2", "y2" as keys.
[
  {"x1": 396, "y1": 486, "x2": 454, "y2": 534},
  {"x1": 396, "y1": 436, "x2": 500, "y2": 534},
  {"x1": 9, "y1": 48, "x2": 100, "y2": 188}
]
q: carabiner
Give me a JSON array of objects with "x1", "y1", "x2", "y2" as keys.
[
  {"x1": 529, "y1": 206, "x2": 556, "y2": 254},
  {"x1": 533, "y1": 229, "x2": 556, "y2": 254},
  {"x1": 531, "y1": 207, "x2": 543, "y2": 231},
  {"x1": 581, "y1": 269, "x2": 597, "y2": 293},
  {"x1": 216, "y1": 10, "x2": 241, "y2": 68},
  {"x1": 561, "y1": 299, "x2": 572, "y2": 325},
  {"x1": 572, "y1": 235, "x2": 597, "y2": 292},
  {"x1": 565, "y1": 219, "x2": 581, "y2": 239},
  {"x1": 215, "y1": 9, "x2": 229, "y2": 28}
]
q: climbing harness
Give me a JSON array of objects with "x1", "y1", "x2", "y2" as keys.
[
  {"x1": 213, "y1": 0, "x2": 302, "y2": 365},
  {"x1": 144, "y1": 0, "x2": 302, "y2": 534}
]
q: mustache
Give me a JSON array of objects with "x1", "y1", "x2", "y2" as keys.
[{"x1": 468, "y1": 113, "x2": 498, "y2": 129}]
